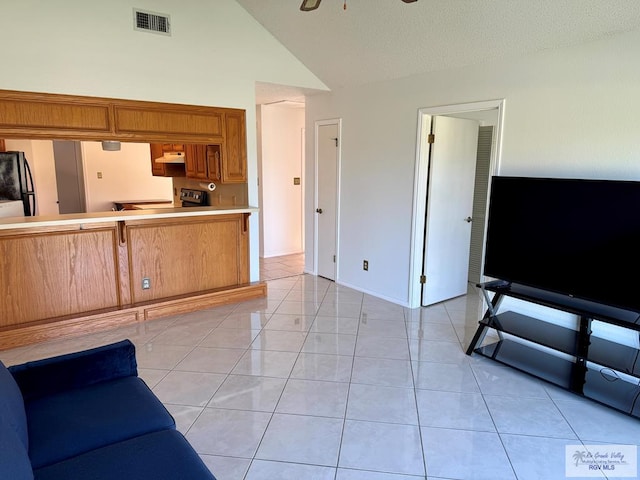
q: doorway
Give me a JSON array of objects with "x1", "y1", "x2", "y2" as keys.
[
  {"x1": 409, "y1": 100, "x2": 504, "y2": 308},
  {"x1": 53, "y1": 140, "x2": 86, "y2": 214},
  {"x1": 314, "y1": 119, "x2": 341, "y2": 281},
  {"x1": 256, "y1": 102, "x2": 306, "y2": 280}
]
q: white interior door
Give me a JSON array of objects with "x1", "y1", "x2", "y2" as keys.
[
  {"x1": 422, "y1": 116, "x2": 479, "y2": 305},
  {"x1": 316, "y1": 123, "x2": 339, "y2": 280}
]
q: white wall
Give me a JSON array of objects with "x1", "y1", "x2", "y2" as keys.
[
  {"x1": 0, "y1": 0, "x2": 327, "y2": 282},
  {"x1": 81, "y1": 142, "x2": 173, "y2": 212},
  {"x1": 259, "y1": 104, "x2": 305, "y2": 258},
  {"x1": 4, "y1": 139, "x2": 59, "y2": 216},
  {"x1": 305, "y1": 29, "x2": 640, "y2": 306}
]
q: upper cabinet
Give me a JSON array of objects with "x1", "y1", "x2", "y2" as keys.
[
  {"x1": 184, "y1": 144, "x2": 208, "y2": 180},
  {"x1": 114, "y1": 104, "x2": 224, "y2": 143},
  {"x1": 0, "y1": 92, "x2": 112, "y2": 140},
  {"x1": 0, "y1": 139, "x2": 5, "y2": 151},
  {"x1": 181, "y1": 112, "x2": 247, "y2": 184},
  {"x1": 150, "y1": 143, "x2": 186, "y2": 177},
  {"x1": 0, "y1": 89, "x2": 242, "y2": 145},
  {"x1": 0, "y1": 89, "x2": 248, "y2": 185},
  {"x1": 222, "y1": 111, "x2": 247, "y2": 183}
]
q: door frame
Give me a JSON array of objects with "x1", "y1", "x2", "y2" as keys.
[
  {"x1": 313, "y1": 118, "x2": 342, "y2": 279},
  {"x1": 408, "y1": 99, "x2": 505, "y2": 308}
]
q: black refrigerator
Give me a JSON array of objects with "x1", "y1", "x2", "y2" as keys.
[{"x1": 0, "y1": 151, "x2": 36, "y2": 216}]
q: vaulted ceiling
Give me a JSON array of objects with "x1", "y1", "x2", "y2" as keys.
[{"x1": 237, "y1": 0, "x2": 640, "y2": 102}]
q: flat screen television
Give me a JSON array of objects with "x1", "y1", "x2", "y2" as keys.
[{"x1": 483, "y1": 176, "x2": 640, "y2": 312}]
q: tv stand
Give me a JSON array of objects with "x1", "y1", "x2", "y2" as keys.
[{"x1": 467, "y1": 281, "x2": 640, "y2": 418}]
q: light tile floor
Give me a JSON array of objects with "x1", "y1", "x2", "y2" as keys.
[
  {"x1": 260, "y1": 253, "x2": 305, "y2": 280},
  {"x1": 2, "y1": 275, "x2": 639, "y2": 479}
]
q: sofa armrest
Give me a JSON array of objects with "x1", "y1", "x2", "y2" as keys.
[{"x1": 8, "y1": 340, "x2": 138, "y2": 401}]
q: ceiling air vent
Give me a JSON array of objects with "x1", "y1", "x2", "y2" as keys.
[{"x1": 133, "y1": 9, "x2": 171, "y2": 36}]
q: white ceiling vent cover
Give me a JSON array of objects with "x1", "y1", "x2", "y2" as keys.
[{"x1": 133, "y1": 9, "x2": 171, "y2": 36}]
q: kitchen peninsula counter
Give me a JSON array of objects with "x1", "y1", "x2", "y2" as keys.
[
  {"x1": 0, "y1": 206, "x2": 265, "y2": 349},
  {"x1": 0, "y1": 205, "x2": 259, "y2": 230}
]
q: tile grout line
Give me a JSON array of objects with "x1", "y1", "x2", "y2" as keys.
[{"x1": 242, "y1": 276, "x2": 329, "y2": 479}]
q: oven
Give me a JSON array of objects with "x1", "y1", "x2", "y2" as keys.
[{"x1": 179, "y1": 188, "x2": 208, "y2": 207}]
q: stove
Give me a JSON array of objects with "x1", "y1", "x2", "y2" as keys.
[{"x1": 179, "y1": 188, "x2": 208, "y2": 207}]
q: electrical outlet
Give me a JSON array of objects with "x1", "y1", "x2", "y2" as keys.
[
  {"x1": 142, "y1": 277, "x2": 151, "y2": 290},
  {"x1": 97, "y1": 172, "x2": 103, "y2": 179},
  {"x1": 363, "y1": 260, "x2": 369, "y2": 271}
]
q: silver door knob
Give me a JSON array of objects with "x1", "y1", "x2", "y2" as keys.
[
  {"x1": 316, "y1": 208, "x2": 323, "y2": 214},
  {"x1": 465, "y1": 216, "x2": 473, "y2": 223}
]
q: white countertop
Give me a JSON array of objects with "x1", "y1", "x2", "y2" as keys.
[{"x1": 0, "y1": 206, "x2": 259, "y2": 230}]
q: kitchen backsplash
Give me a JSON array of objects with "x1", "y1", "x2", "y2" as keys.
[{"x1": 172, "y1": 177, "x2": 248, "y2": 207}]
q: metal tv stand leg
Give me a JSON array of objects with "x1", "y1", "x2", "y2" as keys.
[{"x1": 465, "y1": 284, "x2": 505, "y2": 355}]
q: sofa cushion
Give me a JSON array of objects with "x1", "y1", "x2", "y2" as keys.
[
  {"x1": 33, "y1": 429, "x2": 216, "y2": 480},
  {"x1": 0, "y1": 360, "x2": 28, "y2": 449},
  {"x1": 0, "y1": 415, "x2": 33, "y2": 480},
  {"x1": 26, "y1": 376, "x2": 175, "y2": 469},
  {"x1": 9, "y1": 340, "x2": 137, "y2": 401}
]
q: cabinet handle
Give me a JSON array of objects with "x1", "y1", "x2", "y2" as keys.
[
  {"x1": 215, "y1": 151, "x2": 221, "y2": 181},
  {"x1": 117, "y1": 221, "x2": 127, "y2": 245}
]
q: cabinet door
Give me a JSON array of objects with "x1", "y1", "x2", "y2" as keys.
[
  {"x1": 194, "y1": 145, "x2": 208, "y2": 179},
  {"x1": 184, "y1": 144, "x2": 196, "y2": 178},
  {"x1": 150, "y1": 143, "x2": 165, "y2": 176},
  {"x1": 165, "y1": 144, "x2": 185, "y2": 153},
  {"x1": 206, "y1": 145, "x2": 222, "y2": 182},
  {"x1": 185, "y1": 144, "x2": 208, "y2": 180},
  {"x1": 222, "y1": 112, "x2": 247, "y2": 183}
]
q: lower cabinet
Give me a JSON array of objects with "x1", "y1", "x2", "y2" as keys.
[
  {"x1": 0, "y1": 213, "x2": 259, "y2": 349},
  {"x1": 126, "y1": 214, "x2": 250, "y2": 303},
  {"x1": 0, "y1": 225, "x2": 121, "y2": 326},
  {"x1": 467, "y1": 281, "x2": 640, "y2": 418}
]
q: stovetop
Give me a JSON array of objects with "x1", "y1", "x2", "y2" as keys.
[{"x1": 179, "y1": 188, "x2": 208, "y2": 207}]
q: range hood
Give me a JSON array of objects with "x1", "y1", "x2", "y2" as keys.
[{"x1": 154, "y1": 152, "x2": 185, "y2": 163}]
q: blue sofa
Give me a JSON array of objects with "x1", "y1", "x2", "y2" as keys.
[{"x1": 0, "y1": 339, "x2": 216, "y2": 480}]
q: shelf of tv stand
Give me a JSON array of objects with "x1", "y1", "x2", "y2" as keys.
[
  {"x1": 480, "y1": 311, "x2": 579, "y2": 356},
  {"x1": 476, "y1": 338, "x2": 574, "y2": 389},
  {"x1": 469, "y1": 281, "x2": 640, "y2": 419},
  {"x1": 477, "y1": 339, "x2": 640, "y2": 416},
  {"x1": 480, "y1": 311, "x2": 640, "y2": 376}
]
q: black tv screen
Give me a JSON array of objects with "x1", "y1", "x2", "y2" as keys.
[{"x1": 483, "y1": 176, "x2": 640, "y2": 312}]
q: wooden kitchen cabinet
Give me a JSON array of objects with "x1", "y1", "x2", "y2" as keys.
[
  {"x1": 222, "y1": 111, "x2": 247, "y2": 183},
  {"x1": 0, "y1": 139, "x2": 5, "y2": 151},
  {"x1": 206, "y1": 144, "x2": 222, "y2": 182},
  {"x1": 0, "y1": 89, "x2": 236, "y2": 144},
  {"x1": 0, "y1": 211, "x2": 264, "y2": 350},
  {"x1": 185, "y1": 143, "x2": 226, "y2": 183},
  {"x1": 150, "y1": 143, "x2": 186, "y2": 177},
  {"x1": 184, "y1": 144, "x2": 208, "y2": 179},
  {"x1": 184, "y1": 112, "x2": 247, "y2": 184}
]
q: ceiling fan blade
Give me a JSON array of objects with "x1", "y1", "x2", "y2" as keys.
[
  {"x1": 300, "y1": 0, "x2": 416, "y2": 11},
  {"x1": 300, "y1": 0, "x2": 322, "y2": 11}
]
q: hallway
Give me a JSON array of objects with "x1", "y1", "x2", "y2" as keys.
[{"x1": 260, "y1": 253, "x2": 305, "y2": 281}]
